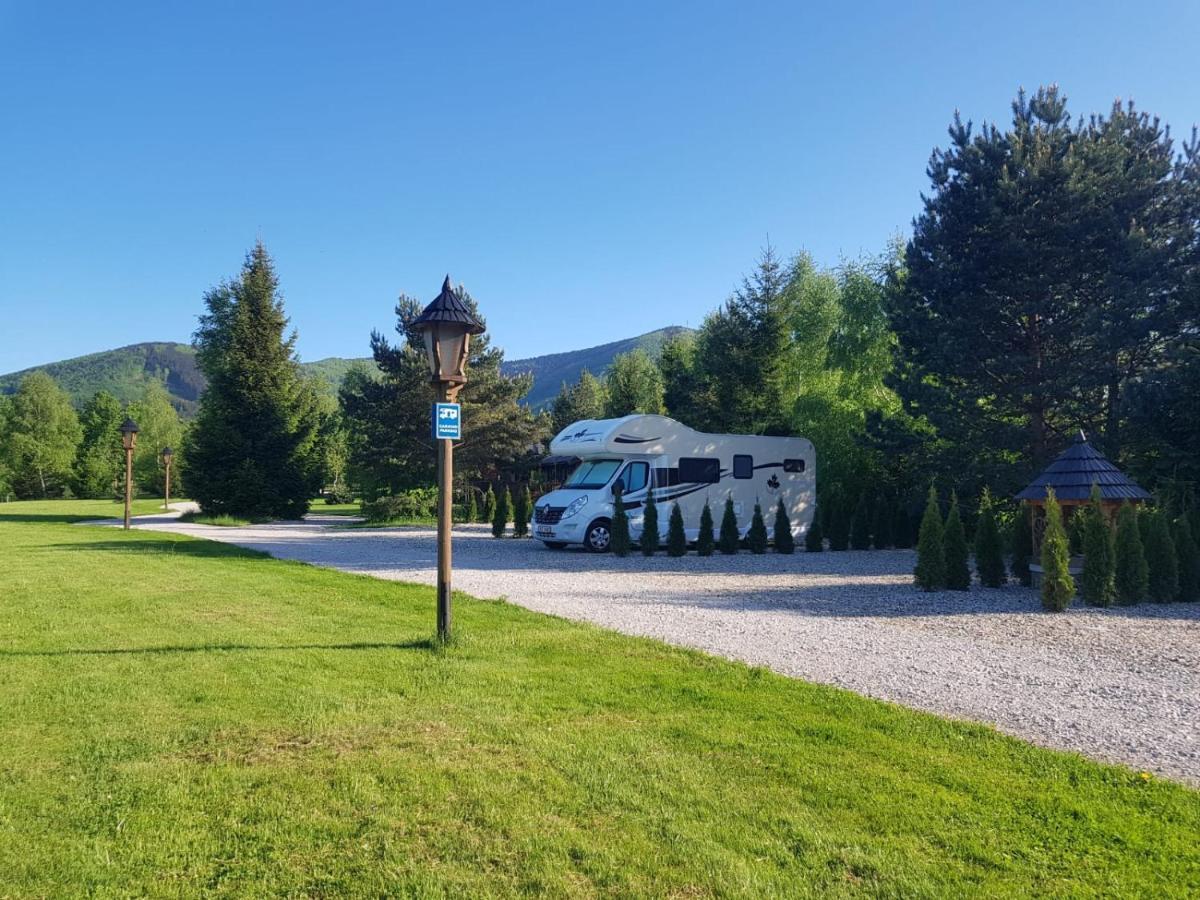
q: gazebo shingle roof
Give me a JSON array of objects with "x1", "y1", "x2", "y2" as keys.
[{"x1": 1015, "y1": 430, "x2": 1151, "y2": 503}]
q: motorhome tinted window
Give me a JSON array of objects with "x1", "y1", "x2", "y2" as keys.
[
  {"x1": 678, "y1": 458, "x2": 720, "y2": 484},
  {"x1": 564, "y1": 459, "x2": 621, "y2": 489},
  {"x1": 783, "y1": 458, "x2": 806, "y2": 473},
  {"x1": 733, "y1": 455, "x2": 753, "y2": 479},
  {"x1": 622, "y1": 461, "x2": 649, "y2": 493}
]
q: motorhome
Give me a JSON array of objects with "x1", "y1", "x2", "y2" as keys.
[{"x1": 533, "y1": 415, "x2": 815, "y2": 551}]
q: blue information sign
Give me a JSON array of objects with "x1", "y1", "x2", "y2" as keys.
[{"x1": 433, "y1": 402, "x2": 461, "y2": 440}]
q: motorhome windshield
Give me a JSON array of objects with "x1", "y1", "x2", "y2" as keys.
[{"x1": 563, "y1": 459, "x2": 621, "y2": 490}]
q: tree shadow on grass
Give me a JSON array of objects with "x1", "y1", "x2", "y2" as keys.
[
  {"x1": 46, "y1": 539, "x2": 271, "y2": 560},
  {"x1": 0, "y1": 639, "x2": 436, "y2": 658}
]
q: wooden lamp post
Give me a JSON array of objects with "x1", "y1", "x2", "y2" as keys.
[
  {"x1": 161, "y1": 446, "x2": 174, "y2": 511},
  {"x1": 119, "y1": 418, "x2": 140, "y2": 530},
  {"x1": 410, "y1": 276, "x2": 485, "y2": 643}
]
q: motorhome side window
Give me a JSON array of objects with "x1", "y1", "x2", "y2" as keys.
[
  {"x1": 783, "y1": 458, "x2": 806, "y2": 473},
  {"x1": 732, "y1": 454, "x2": 753, "y2": 479},
  {"x1": 678, "y1": 458, "x2": 720, "y2": 484},
  {"x1": 622, "y1": 461, "x2": 649, "y2": 493}
]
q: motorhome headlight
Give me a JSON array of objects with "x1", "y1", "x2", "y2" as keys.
[{"x1": 561, "y1": 495, "x2": 588, "y2": 520}]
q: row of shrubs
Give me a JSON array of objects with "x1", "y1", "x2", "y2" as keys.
[{"x1": 607, "y1": 494, "x2": 795, "y2": 557}]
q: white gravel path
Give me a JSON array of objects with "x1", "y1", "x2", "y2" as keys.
[{"x1": 110, "y1": 507, "x2": 1200, "y2": 785}]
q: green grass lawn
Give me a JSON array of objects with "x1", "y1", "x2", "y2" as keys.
[{"x1": 0, "y1": 500, "x2": 1197, "y2": 897}]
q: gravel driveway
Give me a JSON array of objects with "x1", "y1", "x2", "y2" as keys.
[{"x1": 113, "y1": 508, "x2": 1200, "y2": 784}]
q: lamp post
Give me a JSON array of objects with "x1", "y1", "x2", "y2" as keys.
[
  {"x1": 161, "y1": 446, "x2": 174, "y2": 511},
  {"x1": 410, "y1": 276, "x2": 485, "y2": 643},
  {"x1": 119, "y1": 418, "x2": 140, "y2": 530}
]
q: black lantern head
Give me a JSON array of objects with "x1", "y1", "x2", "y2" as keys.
[
  {"x1": 410, "y1": 275, "x2": 486, "y2": 385},
  {"x1": 161, "y1": 446, "x2": 174, "y2": 463},
  {"x1": 119, "y1": 418, "x2": 140, "y2": 451}
]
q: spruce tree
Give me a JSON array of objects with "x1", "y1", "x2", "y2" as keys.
[
  {"x1": 185, "y1": 243, "x2": 321, "y2": 519},
  {"x1": 1173, "y1": 515, "x2": 1199, "y2": 601},
  {"x1": 747, "y1": 503, "x2": 768, "y2": 554},
  {"x1": 1143, "y1": 509, "x2": 1178, "y2": 603},
  {"x1": 1040, "y1": 489, "x2": 1075, "y2": 612},
  {"x1": 974, "y1": 488, "x2": 1007, "y2": 588},
  {"x1": 850, "y1": 493, "x2": 872, "y2": 550},
  {"x1": 491, "y1": 486, "x2": 510, "y2": 538},
  {"x1": 914, "y1": 485, "x2": 945, "y2": 591},
  {"x1": 871, "y1": 495, "x2": 892, "y2": 549},
  {"x1": 611, "y1": 496, "x2": 631, "y2": 557},
  {"x1": 482, "y1": 485, "x2": 496, "y2": 524},
  {"x1": 465, "y1": 488, "x2": 478, "y2": 525},
  {"x1": 719, "y1": 496, "x2": 740, "y2": 554},
  {"x1": 667, "y1": 502, "x2": 687, "y2": 557},
  {"x1": 1011, "y1": 506, "x2": 1034, "y2": 587},
  {"x1": 892, "y1": 503, "x2": 913, "y2": 549},
  {"x1": 1114, "y1": 503, "x2": 1148, "y2": 605},
  {"x1": 640, "y1": 491, "x2": 660, "y2": 556},
  {"x1": 804, "y1": 515, "x2": 824, "y2": 551},
  {"x1": 1079, "y1": 485, "x2": 1115, "y2": 607},
  {"x1": 512, "y1": 486, "x2": 530, "y2": 537},
  {"x1": 774, "y1": 498, "x2": 795, "y2": 554},
  {"x1": 943, "y1": 492, "x2": 971, "y2": 590},
  {"x1": 696, "y1": 499, "x2": 715, "y2": 557}
]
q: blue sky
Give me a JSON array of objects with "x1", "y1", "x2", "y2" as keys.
[{"x1": 1, "y1": 1, "x2": 1197, "y2": 372}]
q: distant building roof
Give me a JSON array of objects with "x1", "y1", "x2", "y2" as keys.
[{"x1": 1015, "y1": 430, "x2": 1151, "y2": 503}]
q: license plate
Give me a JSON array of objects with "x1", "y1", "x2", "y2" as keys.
[{"x1": 537, "y1": 527, "x2": 553, "y2": 536}]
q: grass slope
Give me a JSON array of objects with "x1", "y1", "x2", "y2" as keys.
[{"x1": 0, "y1": 501, "x2": 1197, "y2": 896}]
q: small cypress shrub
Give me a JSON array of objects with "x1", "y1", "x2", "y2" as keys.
[
  {"x1": 640, "y1": 491, "x2": 660, "y2": 556},
  {"x1": 611, "y1": 497, "x2": 631, "y2": 557},
  {"x1": 465, "y1": 488, "x2": 478, "y2": 524},
  {"x1": 1174, "y1": 514, "x2": 1199, "y2": 601},
  {"x1": 491, "y1": 486, "x2": 510, "y2": 538},
  {"x1": 482, "y1": 485, "x2": 496, "y2": 524},
  {"x1": 1114, "y1": 503, "x2": 1148, "y2": 605},
  {"x1": 943, "y1": 492, "x2": 971, "y2": 591},
  {"x1": 667, "y1": 502, "x2": 687, "y2": 557},
  {"x1": 719, "y1": 496, "x2": 740, "y2": 554},
  {"x1": 696, "y1": 499, "x2": 715, "y2": 557},
  {"x1": 828, "y1": 495, "x2": 851, "y2": 551},
  {"x1": 747, "y1": 503, "x2": 768, "y2": 554},
  {"x1": 1011, "y1": 505, "x2": 1034, "y2": 587},
  {"x1": 1079, "y1": 485, "x2": 1115, "y2": 607},
  {"x1": 914, "y1": 485, "x2": 945, "y2": 591},
  {"x1": 871, "y1": 496, "x2": 892, "y2": 549},
  {"x1": 512, "y1": 486, "x2": 530, "y2": 537},
  {"x1": 850, "y1": 493, "x2": 872, "y2": 550},
  {"x1": 774, "y1": 498, "x2": 795, "y2": 554},
  {"x1": 804, "y1": 514, "x2": 824, "y2": 551},
  {"x1": 892, "y1": 502, "x2": 913, "y2": 549},
  {"x1": 974, "y1": 488, "x2": 1006, "y2": 588},
  {"x1": 1143, "y1": 508, "x2": 1179, "y2": 603},
  {"x1": 1067, "y1": 511, "x2": 1086, "y2": 557},
  {"x1": 1040, "y1": 488, "x2": 1075, "y2": 612}
]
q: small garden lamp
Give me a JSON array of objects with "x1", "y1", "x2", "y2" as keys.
[
  {"x1": 410, "y1": 276, "x2": 485, "y2": 643},
  {"x1": 119, "y1": 418, "x2": 140, "y2": 530},
  {"x1": 160, "y1": 446, "x2": 174, "y2": 511}
]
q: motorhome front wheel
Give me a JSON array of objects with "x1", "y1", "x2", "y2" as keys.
[{"x1": 583, "y1": 519, "x2": 612, "y2": 552}]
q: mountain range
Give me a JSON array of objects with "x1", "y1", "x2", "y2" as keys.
[{"x1": 0, "y1": 326, "x2": 690, "y2": 416}]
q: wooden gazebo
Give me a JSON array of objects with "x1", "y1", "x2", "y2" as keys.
[{"x1": 1015, "y1": 429, "x2": 1151, "y2": 553}]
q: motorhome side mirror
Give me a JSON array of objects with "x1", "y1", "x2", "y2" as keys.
[{"x1": 612, "y1": 479, "x2": 625, "y2": 497}]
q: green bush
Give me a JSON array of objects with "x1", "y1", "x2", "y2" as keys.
[
  {"x1": 1079, "y1": 485, "x2": 1115, "y2": 607},
  {"x1": 482, "y1": 485, "x2": 496, "y2": 524},
  {"x1": 323, "y1": 487, "x2": 354, "y2": 505},
  {"x1": 719, "y1": 497, "x2": 740, "y2": 555},
  {"x1": 747, "y1": 503, "x2": 768, "y2": 554},
  {"x1": 943, "y1": 492, "x2": 971, "y2": 591},
  {"x1": 871, "y1": 496, "x2": 892, "y2": 549},
  {"x1": 491, "y1": 487, "x2": 510, "y2": 539},
  {"x1": 974, "y1": 488, "x2": 1007, "y2": 588},
  {"x1": 1143, "y1": 508, "x2": 1178, "y2": 603},
  {"x1": 850, "y1": 493, "x2": 872, "y2": 550},
  {"x1": 1011, "y1": 505, "x2": 1034, "y2": 587},
  {"x1": 362, "y1": 487, "x2": 438, "y2": 523},
  {"x1": 773, "y1": 498, "x2": 794, "y2": 554},
  {"x1": 667, "y1": 503, "x2": 687, "y2": 557},
  {"x1": 611, "y1": 496, "x2": 631, "y2": 557},
  {"x1": 827, "y1": 493, "x2": 851, "y2": 551},
  {"x1": 804, "y1": 514, "x2": 824, "y2": 552},
  {"x1": 1114, "y1": 503, "x2": 1148, "y2": 605},
  {"x1": 696, "y1": 500, "x2": 715, "y2": 557},
  {"x1": 1040, "y1": 488, "x2": 1075, "y2": 612},
  {"x1": 513, "y1": 486, "x2": 531, "y2": 538},
  {"x1": 914, "y1": 486, "x2": 945, "y2": 591},
  {"x1": 640, "y1": 492, "x2": 660, "y2": 556},
  {"x1": 1174, "y1": 514, "x2": 1200, "y2": 601},
  {"x1": 464, "y1": 489, "x2": 478, "y2": 523}
]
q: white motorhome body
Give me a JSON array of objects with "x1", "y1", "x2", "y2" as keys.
[{"x1": 533, "y1": 415, "x2": 815, "y2": 551}]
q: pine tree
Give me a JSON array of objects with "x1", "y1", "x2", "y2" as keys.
[
  {"x1": 827, "y1": 494, "x2": 851, "y2": 551},
  {"x1": 667, "y1": 503, "x2": 687, "y2": 557},
  {"x1": 1011, "y1": 506, "x2": 1034, "y2": 587},
  {"x1": 804, "y1": 515, "x2": 824, "y2": 551},
  {"x1": 1079, "y1": 485, "x2": 1115, "y2": 607},
  {"x1": 871, "y1": 496, "x2": 893, "y2": 549},
  {"x1": 491, "y1": 486, "x2": 510, "y2": 538},
  {"x1": 1040, "y1": 488, "x2": 1075, "y2": 612},
  {"x1": 482, "y1": 485, "x2": 496, "y2": 524},
  {"x1": 1173, "y1": 515, "x2": 1199, "y2": 601},
  {"x1": 1114, "y1": 503, "x2": 1148, "y2": 605},
  {"x1": 1143, "y1": 509, "x2": 1179, "y2": 603},
  {"x1": 512, "y1": 486, "x2": 530, "y2": 537},
  {"x1": 943, "y1": 492, "x2": 971, "y2": 590},
  {"x1": 850, "y1": 493, "x2": 872, "y2": 550},
  {"x1": 747, "y1": 503, "x2": 768, "y2": 554},
  {"x1": 719, "y1": 496, "x2": 740, "y2": 554},
  {"x1": 974, "y1": 488, "x2": 1007, "y2": 588},
  {"x1": 465, "y1": 488, "x2": 478, "y2": 524},
  {"x1": 640, "y1": 491, "x2": 660, "y2": 555},
  {"x1": 774, "y1": 498, "x2": 795, "y2": 554},
  {"x1": 611, "y1": 496, "x2": 631, "y2": 557},
  {"x1": 892, "y1": 503, "x2": 913, "y2": 549},
  {"x1": 697, "y1": 499, "x2": 715, "y2": 557},
  {"x1": 914, "y1": 485, "x2": 945, "y2": 591}
]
